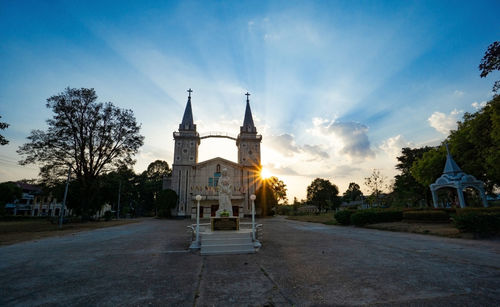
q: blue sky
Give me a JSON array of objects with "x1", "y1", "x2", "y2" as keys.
[{"x1": 1, "y1": 0, "x2": 499, "y2": 200}]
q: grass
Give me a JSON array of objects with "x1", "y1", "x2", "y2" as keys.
[
  {"x1": 286, "y1": 213, "x2": 337, "y2": 225},
  {"x1": 0, "y1": 218, "x2": 140, "y2": 246},
  {"x1": 364, "y1": 221, "x2": 466, "y2": 238}
]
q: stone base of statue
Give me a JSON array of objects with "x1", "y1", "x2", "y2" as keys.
[{"x1": 211, "y1": 217, "x2": 240, "y2": 231}]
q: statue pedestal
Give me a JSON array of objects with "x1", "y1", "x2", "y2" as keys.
[{"x1": 211, "y1": 217, "x2": 239, "y2": 231}]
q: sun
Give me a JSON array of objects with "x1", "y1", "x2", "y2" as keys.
[{"x1": 260, "y1": 167, "x2": 272, "y2": 179}]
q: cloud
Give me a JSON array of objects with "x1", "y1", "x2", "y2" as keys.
[
  {"x1": 471, "y1": 101, "x2": 486, "y2": 110},
  {"x1": 266, "y1": 134, "x2": 329, "y2": 159},
  {"x1": 379, "y1": 135, "x2": 412, "y2": 158},
  {"x1": 453, "y1": 90, "x2": 464, "y2": 97},
  {"x1": 310, "y1": 118, "x2": 375, "y2": 159},
  {"x1": 428, "y1": 109, "x2": 462, "y2": 134}
]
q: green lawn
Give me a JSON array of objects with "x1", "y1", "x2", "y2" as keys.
[{"x1": 286, "y1": 213, "x2": 337, "y2": 225}]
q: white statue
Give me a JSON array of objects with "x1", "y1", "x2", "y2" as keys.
[{"x1": 216, "y1": 168, "x2": 233, "y2": 217}]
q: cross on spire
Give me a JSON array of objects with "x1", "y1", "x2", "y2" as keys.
[
  {"x1": 187, "y1": 88, "x2": 193, "y2": 98},
  {"x1": 245, "y1": 92, "x2": 250, "y2": 101}
]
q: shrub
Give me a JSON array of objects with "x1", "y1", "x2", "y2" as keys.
[
  {"x1": 453, "y1": 212, "x2": 500, "y2": 236},
  {"x1": 403, "y1": 210, "x2": 450, "y2": 222},
  {"x1": 350, "y1": 209, "x2": 403, "y2": 226},
  {"x1": 456, "y1": 207, "x2": 500, "y2": 215},
  {"x1": 334, "y1": 210, "x2": 354, "y2": 225},
  {"x1": 103, "y1": 210, "x2": 113, "y2": 221}
]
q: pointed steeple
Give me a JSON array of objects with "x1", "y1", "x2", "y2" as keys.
[
  {"x1": 179, "y1": 89, "x2": 196, "y2": 131},
  {"x1": 241, "y1": 92, "x2": 256, "y2": 133},
  {"x1": 443, "y1": 143, "x2": 463, "y2": 176}
]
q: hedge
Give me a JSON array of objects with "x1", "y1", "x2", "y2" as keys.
[
  {"x1": 456, "y1": 207, "x2": 500, "y2": 215},
  {"x1": 403, "y1": 210, "x2": 450, "y2": 222},
  {"x1": 350, "y1": 209, "x2": 403, "y2": 226},
  {"x1": 334, "y1": 210, "x2": 354, "y2": 225},
  {"x1": 453, "y1": 212, "x2": 500, "y2": 235}
]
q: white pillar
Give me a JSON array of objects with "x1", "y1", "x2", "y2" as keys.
[
  {"x1": 250, "y1": 194, "x2": 256, "y2": 241},
  {"x1": 195, "y1": 195, "x2": 202, "y2": 248},
  {"x1": 431, "y1": 188, "x2": 439, "y2": 208},
  {"x1": 456, "y1": 186, "x2": 466, "y2": 208}
]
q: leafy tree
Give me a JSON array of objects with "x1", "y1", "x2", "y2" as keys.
[
  {"x1": 0, "y1": 115, "x2": 9, "y2": 145},
  {"x1": 137, "y1": 160, "x2": 172, "y2": 215},
  {"x1": 0, "y1": 182, "x2": 22, "y2": 204},
  {"x1": 306, "y1": 178, "x2": 340, "y2": 212},
  {"x1": 392, "y1": 147, "x2": 433, "y2": 207},
  {"x1": 479, "y1": 41, "x2": 500, "y2": 95},
  {"x1": 255, "y1": 180, "x2": 278, "y2": 217},
  {"x1": 156, "y1": 189, "x2": 177, "y2": 218},
  {"x1": 265, "y1": 176, "x2": 288, "y2": 204},
  {"x1": 447, "y1": 95, "x2": 500, "y2": 192},
  {"x1": 342, "y1": 182, "x2": 363, "y2": 203},
  {"x1": 144, "y1": 160, "x2": 171, "y2": 182},
  {"x1": 99, "y1": 166, "x2": 139, "y2": 217},
  {"x1": 410, "y1": 147, "x2": 447, "y2": 187},
  {"x1": 18, "y1": 87, "x2": 144, "y2": 215},
  {"x1": 364, "y1": 170, "x2": 386, "y2": 206}
]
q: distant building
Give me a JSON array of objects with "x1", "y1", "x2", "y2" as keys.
[
  {"x1": 165, "y1": 90, "x2": 262, "y2": 218},
  {"x1": 4, "y1": 181, "x2": 71, "y2": 217}
]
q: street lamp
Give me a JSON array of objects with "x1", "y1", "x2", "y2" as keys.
[
  {"x1": 195, "y1": 194, "x2": 202, "y2": 248},
  {"x1": 250, "y1": 194, "x2": 256, "y2": 241}
]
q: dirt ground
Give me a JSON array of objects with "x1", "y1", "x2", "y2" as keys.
[{"x1": 0, "y1": 218, "x2": 140, "y2": 246}]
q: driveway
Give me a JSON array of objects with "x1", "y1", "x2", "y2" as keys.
[{"x1": 1, "y1": 217, "x2": 499, "y2": 306}]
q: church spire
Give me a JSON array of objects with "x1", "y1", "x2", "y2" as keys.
[
  {"x1": 443, "y1": 143, "x2": 463, "y2": 176},
  {"x1": 180, "y1": 88, "x2": 196, "y2": 131},
  {"x1": 241, "y1": 92, "x2": 256, "y2": 133}
]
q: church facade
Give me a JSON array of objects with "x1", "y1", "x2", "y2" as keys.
[{"x1": 166, "y1": 90, "x2": 262, "y2": 218}]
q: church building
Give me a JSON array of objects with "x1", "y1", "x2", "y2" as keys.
[{"x1": 167, "y1": 90, "x2": 262, "y2": 218}]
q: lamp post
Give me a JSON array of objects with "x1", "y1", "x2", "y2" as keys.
[
  {"x1": 59, "y1": 166, "x2": 71, "y2": 229},
  {"x1": 250, "y1": 194, "x2": 256, "y2": 241},
  {"x1": 195, "y1": 194, "x2": 202, "y2": 247}
]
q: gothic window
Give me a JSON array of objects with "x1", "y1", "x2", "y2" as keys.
[
  {"x1": 216, "y1": 164, "x2": 221, "y2": 173},
  {"x1": 183, "y1": 148, "x2": 188, "y2": 153},
  {"x1": 190, "y1": 141, "x2": 194, "y2": 147},
  {"x1": 189, "y1": 156, "x2": 194, "y2": 161},
  {"x1": 176, "y1": 156, "x2": 180, "y2": 161},
  {"x1": 242, "y1": 143, "x2": 247, "y2": 147},
  {"x1": 176, "y1": 141, "x2": 181, "y2": 146}
]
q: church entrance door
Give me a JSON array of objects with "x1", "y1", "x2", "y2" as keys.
[
  {"x1": 211, "y1": 205, "x2": 219, "y2": 217},
  {"x1": 232, "y1": 206, "x2": 239, "y2": 217}
]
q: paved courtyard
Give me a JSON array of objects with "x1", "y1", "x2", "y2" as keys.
[{"x1": 1, "y1": 216, "x2": 499, "y2": 306}]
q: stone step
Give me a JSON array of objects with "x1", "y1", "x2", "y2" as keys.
[
  {"x1": 202, "y1": 237, "x2": 252, "y2": 245},
  {"x1": 200, "y1": 243, "x2": 256, "y2": 255},
  {"x1": 201, "y1": 232, "x2": 251, "y2": 240}
]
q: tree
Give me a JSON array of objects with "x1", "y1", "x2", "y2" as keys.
[
  {"x1": 156, "y1": 189, "x2": 177, "y2": 218},
  {"x1": 364, "y1": 170, "x2": 386, "y2": 206},
  {"x1": 18, "y1": 87, "x2": 144, "y2": 215},
  {"x1": 137, "y1": 160, "x2": 172, "y2": 215},
  {"x1": 0, "y1": 182, "x2": 22, "y2": 205},
  {"x1": 255, "y1": 180, "x2": 278, "y2": 217},
  {"x1": 392, "y1": 147, "x2": 433, "y2": 207},
  {"x1": 342, "y1": 182, "x2": 363, "y2": 203},
  {"x1": 447, "y1": 95, "x2": 500, "y2": 192},
  {"x1": 410, "y1": 147, "x2": 446, "y2": 187},
  {"x1": 265, "y1": 176, "x2": 288, "y2": 204},
  {"x1": 306, "y1": 178, "x2": 340, "y2": 212},
  {"x1": 479, "y1": 41, "x2": 500, "y2": 95},
  {"x1": 0, "y1": 115, "x2": 9, "y2": 145}
]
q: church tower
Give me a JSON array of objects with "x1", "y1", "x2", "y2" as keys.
[
  {"x1": 237, "y1": 93, "x2": 262, "y2": 210},
  {"x1": 172, "y1": 89, "x2": 200, "y2": 216},
  {"x1": 237, "y1": 92, "x2": 262, "y2": 168}
]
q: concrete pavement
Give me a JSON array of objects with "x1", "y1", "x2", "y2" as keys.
[{"x1": 1, "y1": 216, "x2": 499, "y2": 306}]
